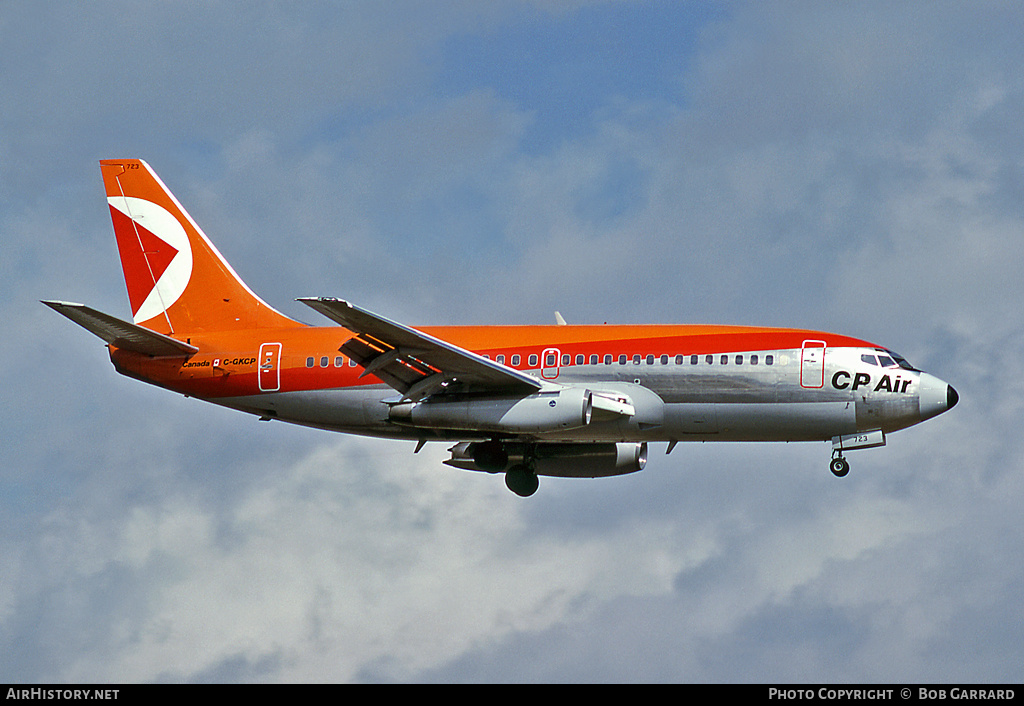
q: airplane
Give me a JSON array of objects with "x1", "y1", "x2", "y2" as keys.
[{"x1": 43, "y1": 159, "x2": 959, "y2": 496}]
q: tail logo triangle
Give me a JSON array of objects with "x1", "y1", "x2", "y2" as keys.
[{"x1": 108, "y1": 196, "x2": 193, "y2": 325}]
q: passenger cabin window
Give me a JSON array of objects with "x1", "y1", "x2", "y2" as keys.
[
  {"x1": 706, "y1": 354, "x2": 714, "y2": 365},
  {"x1": 675, "y1": 355, "x2": 684, "y2": 365},
  {"x1": 646, "y1": 354, "x2": 655, "y2": 365},
  {"x1": 577, "y1": 354, "x2": 586, "y2": 365},
  {"x1": 512, "y1": 354, "x2": 521, "y2": 366},
  {"x1": 619, "y1": 355, "x2": 627, "y2": 365},
  {"x1": 335, "y1": 356, "x2": 344, "y2": 367},
  {"x1": 320, "y1": 356, "x2": 329, "y2": 367},
  {"x1": 496, "y1": 354, "x2": 505, "y2": 364},
  {"x1": 632, "y1": 354, "x2": 641, "y2": 365},
  {"x1": 736, "y1": 355, "x2": 743, "y2": 365},
  {"x1": 751, "y1": 354, "x2": 759, "y2": 365},
  {"x1": 604, "y1": 354, "x2": 612, "y2": 365},
  {"x1": 562, "y1": 354, "x2": 571, "y2": 365},
  {"x1": 766, "y1": 355, "x2": 774, "y2": 365},
  {"x1": 545, "y1": 353, "x2": 556, "y2": 366},
  {"x1": 691, "y1": 355, "x2": 698, "y2": 365},
  {"x1": 306, "y1": 357, "x2": 314, "y2": 368},
  {"x1": 528, "y1": 354, "x2": 538, "y2": 367},
  {"x1": 590, "y1": 354, "x2": 599, "y2": 365},
  {"x1": 720, "y1": 354, "x2": 728, "y2": 365}
]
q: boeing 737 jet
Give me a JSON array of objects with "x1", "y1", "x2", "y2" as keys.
[{"x1": 44, "y1": 159, "x2": 958, "y2": 496}]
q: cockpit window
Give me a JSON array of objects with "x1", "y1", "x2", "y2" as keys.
[
  {"x1": 861, "y1": 354, "x2": 878, "y2": 366},
  {"x1": 875, "y1": 348, "x2": 918, "y2": 371},
  {"x1": 877, "y1": 355, "x2": 896, "y2": 368},
  {"x1": 888, "y1": 351, "x2": 917, "y2": 370}
]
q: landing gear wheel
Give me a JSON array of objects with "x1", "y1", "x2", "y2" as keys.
[
  {"x1": 830, "y1": 456, "x2": 850, "y2": 477},
  {"x1": 505, "y1": 464, "x2": 539, "y2": 497}
]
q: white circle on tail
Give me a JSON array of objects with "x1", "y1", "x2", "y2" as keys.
[{"x1": 107, "y1": 196, "x2": 194, "y2": 324}]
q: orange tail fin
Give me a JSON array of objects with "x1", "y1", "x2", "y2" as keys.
[{"x1": 99, "y1": 159, "x2": 298, "y2": 334}]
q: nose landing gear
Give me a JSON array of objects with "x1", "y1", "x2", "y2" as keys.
[{"x1": 829, "y1": 430, "x2": 885, "y2": 478}]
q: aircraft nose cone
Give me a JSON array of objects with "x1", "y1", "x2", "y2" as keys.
[{"x1": 919, "y1": 373, "x2": 957, "y2": 421}]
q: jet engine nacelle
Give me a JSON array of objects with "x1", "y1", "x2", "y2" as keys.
[
  {"x1": 389, "y1": 388, "x2": 593, "y2": 434},
  {"x1": 446, "y1": 441, "x2": 648, "y2": 478}
]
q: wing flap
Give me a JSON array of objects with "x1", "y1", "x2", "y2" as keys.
[
  {"x1": 42, "y1": 300, "x2": 199, "y2": 357},
  {"x1": 298, "y1": 297, "x2": 541, "y2": 400}
]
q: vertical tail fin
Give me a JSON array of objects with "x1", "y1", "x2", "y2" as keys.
[{"x1": 99, "y1": 159, "x2": 298, "y2": 334}]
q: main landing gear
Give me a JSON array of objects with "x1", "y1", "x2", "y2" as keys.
[{"x1": 505, "y1": 464, "x2": 540, "y2": 497}]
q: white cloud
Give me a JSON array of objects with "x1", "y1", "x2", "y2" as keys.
[{"x1": 6, "y1": 438, "x2": 726, "y2": 682}]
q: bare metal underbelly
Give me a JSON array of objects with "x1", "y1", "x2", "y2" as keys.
[{"x1": 210, "y1": 387, "x2": 860, "y2": 444}]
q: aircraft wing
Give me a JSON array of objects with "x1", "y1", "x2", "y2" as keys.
[
  {"x1": 297, "y1": 297, "x2": 543, "y2": 400},
  {"x1": 42, "y1": 301, "x2": 199, "y2": 357}
]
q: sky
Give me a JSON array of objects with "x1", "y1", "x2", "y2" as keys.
[{"x1": 1, "y1": 0, "x2": 1022, "y2": 683}]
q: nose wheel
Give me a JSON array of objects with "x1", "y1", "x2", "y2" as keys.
[{"x1": 829, "y1": 454, "x2": 850, "y2": 477}]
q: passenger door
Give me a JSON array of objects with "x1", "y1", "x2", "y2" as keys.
[
  {"x1": 800, "y1": 340, "x2": 826, "y2": 388},
  {"x1": 258, "y1": 342, "x2": 282, "y2": 392}
]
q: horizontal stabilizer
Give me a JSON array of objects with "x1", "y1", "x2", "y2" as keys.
[{"x1": 41, "y1": 301, "x2": 199, "y2": 357}]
